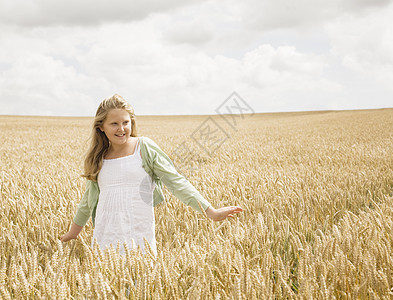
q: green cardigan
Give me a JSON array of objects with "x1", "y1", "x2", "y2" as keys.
[{"x1": 73, "y1": 136, "x2": 211, "y2": 227}]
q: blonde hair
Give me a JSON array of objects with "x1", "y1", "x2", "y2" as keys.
[{"x1": 82, "y1": 94, "x2": 137, "y2": 181}]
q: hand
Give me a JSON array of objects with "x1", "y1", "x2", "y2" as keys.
[
  {"x1": 205, "y1": 206, "x2": 243, "y2": 221},
  {"x1": 60, "y1": 232, "x2": 75, "y2": 242},
  {"x1": 60, "y1": 222, "x2": 83, "y2": 242}
]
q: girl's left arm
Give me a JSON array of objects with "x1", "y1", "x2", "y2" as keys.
[{"x1": 147, "y1": 139, "x2": 243, "y2": 221}]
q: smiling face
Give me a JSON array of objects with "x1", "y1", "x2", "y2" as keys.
[{"x1": 100, "y1": 108, "x2": 132, "y2": 146}]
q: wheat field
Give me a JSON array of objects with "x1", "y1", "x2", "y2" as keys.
[{"x1": 0, "y1": 108, "x2": 392, "y2": 299}]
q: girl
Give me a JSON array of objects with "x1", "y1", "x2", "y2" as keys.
[{"x1": 61, "y1": 94, "x2": 243, "y2": 254}]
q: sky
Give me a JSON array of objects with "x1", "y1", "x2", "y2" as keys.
[{"x1": 0, "y1": 0, "x2": 392, "y2": 116}]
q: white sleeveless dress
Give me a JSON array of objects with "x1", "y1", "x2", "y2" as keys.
[{"x1": 91, "y1": 139, "x2": 157, "y2": 255}]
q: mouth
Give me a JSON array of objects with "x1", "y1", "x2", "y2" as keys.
[{"x1": 115, "y1": 133, "x2": 126, "y2": 137}]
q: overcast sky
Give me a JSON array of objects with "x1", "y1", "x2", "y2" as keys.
[{"x1": 0, "y1": 0, "x2": 392, "y2": 116}]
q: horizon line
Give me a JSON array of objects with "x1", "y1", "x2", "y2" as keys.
[{"x1": 0, "y1": 106, "x2": 392, "y2": 118}]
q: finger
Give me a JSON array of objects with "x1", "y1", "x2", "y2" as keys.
[
  {"x1": 231, "y1": 208, "x2": 243, "y2": 213},
  {"x1": 230, "y1": 206, "x2": 241, "y2": 210},
  {"x1": 227, "y1": 206, "x2": 242, "y2": 211}
]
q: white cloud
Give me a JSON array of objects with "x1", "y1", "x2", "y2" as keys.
[
  {"x1": 0, "y1": 15, "x2": 336, "y2": 116},
  {"x1": 241, "y1": 45, "x2": 332, "y2": 90},
  {"x1": 0, "y1": 0, "x2": 392, "y2": 116},
  {"x1": 0, "y1": 0, "x2": 205, "y2": 26},
  {"x1": 226, "y1": 0, "x2": 393, "y2": 32},
  {"x1": 326, "y1": 3, "x2": 393, "y2": 89},
  {"x1": 0, "y1": 51, "x2": 106, "y2": 115},
  {"x1": 164, "y1": 18, "x2": 214, "y2": 46}
]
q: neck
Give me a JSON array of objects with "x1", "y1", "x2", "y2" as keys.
[{"x1": 109, "y1": 139, "x2": 133, "y2": 153}]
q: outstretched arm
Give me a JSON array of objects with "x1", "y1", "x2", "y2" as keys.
[
  {"x1": 141, "y1": 137, "x2": 244, "y2": 219},
  {"x1": 205, "y1": 206, "x2": 243, "y2": 221},
  {"x1": 60, "y1": 222, "x2": 84, "y2": 242}
]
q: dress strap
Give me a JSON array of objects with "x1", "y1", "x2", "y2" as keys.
[{"x1": 134, "y1": 138, "x2": 141, "y2": 156}]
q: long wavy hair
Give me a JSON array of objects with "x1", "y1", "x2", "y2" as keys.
[{"x1": 82, "y1": 94, "x2": 137, "y2": 181}]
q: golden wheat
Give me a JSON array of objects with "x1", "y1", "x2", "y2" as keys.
[{"x1": 0, "y1": 109, "x2": 392, "y2": 298}]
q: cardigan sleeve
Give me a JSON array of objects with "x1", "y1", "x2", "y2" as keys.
[
  {"x1": 73, "y1": 180, "x2": 95, "y2": 226},
  {"x1": 144, "y1": 137, "x2": 211, "y2": 213}
]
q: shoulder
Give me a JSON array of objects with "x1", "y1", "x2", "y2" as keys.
[
  {"x1": 139, "y1": 136, "x2": 160, "y2": 149},
  {"x1": 139, "y1": 136, "x2": 171, "y2": 162},
  {"x1": 86, "y1": 179, "x2": 98, "y2": 188}
]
